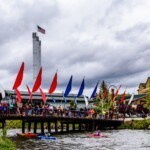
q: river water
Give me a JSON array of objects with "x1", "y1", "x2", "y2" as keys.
[{"x1": 7, "y1": 129, "x2": 150, "y2": 150}]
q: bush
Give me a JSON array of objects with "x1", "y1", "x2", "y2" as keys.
[
  {"x1": 118, "y1": 119, "x2": 150, "y2": 129},
  {"x1": 6, "y1": 120, "x2": 22, "y2": 129},
  {"x1": 0, "y1": 137, "x2": 16, "y2": 150}
]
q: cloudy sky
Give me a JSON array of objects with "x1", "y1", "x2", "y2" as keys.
[{"x1": 0, "y1": 0, "x2": 150, "y2": 97}]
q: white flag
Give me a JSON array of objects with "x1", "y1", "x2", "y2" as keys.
[
  {"x1": 84, "y1": 95, "x2": 89, "y2": 107},
  {"x1": 128, "y1": 93, "x2": 134, "y2": 105},
  {"x1": 0, "y1": 86, "x2": 5, "y2": 98}
]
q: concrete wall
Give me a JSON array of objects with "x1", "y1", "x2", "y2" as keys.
[{"x1": 33, "y1": 32, "x2": 41, "y2": 80}]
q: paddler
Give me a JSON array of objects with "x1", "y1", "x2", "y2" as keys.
[{"x1": 94, "y1": 130, "x2": 101, "y2": 136}]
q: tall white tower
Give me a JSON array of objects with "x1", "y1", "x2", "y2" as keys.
[{"x1": 32, "y1": 32, "x2": 41, "y2": 80}]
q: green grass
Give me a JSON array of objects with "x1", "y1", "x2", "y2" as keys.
[
  {"x1": 6, "y1": 120, "x2": 22, "y2": 129},
  {"x1": 119, "y1": 119, "x2": 150, "y2": 129},
  {"x1": 0, "y1": 128, "x2": 16, "y2": 150},
  {"x1": 0, "y1": 137, "x2": 16, "y2": 150}
]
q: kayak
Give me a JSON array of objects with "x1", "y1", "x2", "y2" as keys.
[
  {"x1": 38, "y1": 135, "x2": 57, "y2": 140},
  {"x1": 17, "y1": 133, "x2": 38, "y2": 138},
  {"x1": 87, "y1": 134, "x2": 108, "y2": 138}
]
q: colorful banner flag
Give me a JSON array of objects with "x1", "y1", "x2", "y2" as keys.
[
  {"x1": 26, "y1": 85, "x2": 32, "y2": 100},
  {"x1": 49, "y1": 72, "x2": 57, "y2": 94},
  {"x1": 128, "y1": 93, "x2": 134, "y2": 105},
  {"x1": 74, "y1": 95, "x2": 77, "y2": 104},
  {"x1": 90, "y1": 81, "x2": 99, "y2": 99},
  {"x1": 120, "y1": 90, "x2": 126, "y2": 103},
  {"x1": 103, "y1": 90, "x2": 107, "y2": 99},
  {"x1": 37, "y1": 25, "x2": 45, "y2": 34},
  {"x1": 112, "y1": 85, "x2": 121, "y2": 101},
  {"x1": 62, "y1": 92, "x2": 67, "y2": 103},
  {"x1": 64, "y1": 75, "x2": 73, "y2": 97},
  {"x1": 39, "y1": 88, "x2": 47, "y2": 103},
  {"x1": 52, "y1": 97, "x2": 56, "y2": 103},
  {"x1": 125, "y1": 93, "x2": 134, "y2": 111},
  {"x1": 13, "y1": 62, "x2": 24, "y2": 90},
  {"x1": 77, "y1": 78, "x2": 85, "y2": 97},
  {"x1": 32, "y1": 67, "x2": 42, "y2": 92},
  {"x1": 84, "y1": 95, "x2": 89, "y2": 107},
  {"x1": 15, "y1": 88, "x2": 22, "y2": 103}
]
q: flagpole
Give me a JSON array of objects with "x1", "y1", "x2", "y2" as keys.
[
  {"x1": 63, "y1": 75, "x2": 73, "y2": 109},
  {"x1": 74, "y1": 96, "x2": 77, "y2": 109},
  {"x1": 102, "y1": 98, "x2": 103, "y2": 118},
  {"x1": 62, "y1": 91, "x2": 65, "y2": 108},
  {"x1": 118, "y1": 86, "x2": 127, "y2": 110},
  {"x1": 61, "y1": 92, "x2": 63, "y2": 104}
]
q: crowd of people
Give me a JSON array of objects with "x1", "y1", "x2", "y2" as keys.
[
  {"x1": 0, "y1": 100, "x2": 149, "y2": 119},
  {"x1": 0, "y1": 101, "x2": 88, "y2": 117}
]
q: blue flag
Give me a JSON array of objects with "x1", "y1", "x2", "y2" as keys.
[
  {"x1": 90, "y1": 81, "x2": 99, "y2": 99},
  {"x1": 52, "y1": 97, "x2": 56, "y2": 103},
  {"x1": 77, "y1": 78, "x2": 85, "y2": 97},
  {"x1": 64, "y1": 75, "x2": 73, "y2": 97}
]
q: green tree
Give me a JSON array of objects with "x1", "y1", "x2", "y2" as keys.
[
  {"x1": 99, "y1": 80, "x2": 108, "y2": 99},
  {"x1": 95, "y1": 81, "x2": 113, "y2": 114},
  {"x1": 69, "y1": 100, "x2": 77, "y2": 109}
]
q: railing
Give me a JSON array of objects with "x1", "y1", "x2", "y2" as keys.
[{"x1": 0, "y1": 105, "x2": 149, "y2": 120}]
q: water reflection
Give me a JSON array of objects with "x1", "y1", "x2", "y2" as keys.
[{"x1": 7, "y1": 129, "x2": 150, "y2": 150}]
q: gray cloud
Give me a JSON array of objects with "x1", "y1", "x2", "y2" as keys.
[{"x1": 0, "y1": 0, "x2": 150, "y2": 97}]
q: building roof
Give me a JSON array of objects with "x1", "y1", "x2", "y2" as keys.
[
  {"x1": 119, "y1": 93, "x2": 145, "y2": 98},
  {"x1": 119, "y1": 94, "x2": 146, "y2": 102},
  {"x1": 138, "y1": 83, "x2": 146, "y2": 88},
  {"x1": 1, "y1": 90, "x2": 93, "y2": 108},
  {"x1": 4, "y1": 90, "x2": 91, "y2": 103}
]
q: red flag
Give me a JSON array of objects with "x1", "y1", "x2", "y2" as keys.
[
  {"x1": 37, "y1": 25, "x2": 45, "y2": 34},
  {"x1": 26, "y1": 85, "x2": 32, "y2": 100},
  {"x1": 13, "y1": 62, "x2": 24, "y2": 90},
  {"x1": 120, "y1": 91, "x2": 126, "y2": 103},
  {"x1": 103, "y1": 90, "x2": 107, "y2": 99},
  {"x1": 48, "y1": 72, "x2": 57, "y2": 94},
  {"x1": 32, "y1": 67, "x2": 42, "y2": 92},
  {"x1": 112, "y1": 85, "x2": 121, "y2": 101},
  {"x1": 15, "y1": 89, "x2": 22, "y2": 103},
  {"x1": 39, "y1": 88, "x2": 47, "y2": 103}
]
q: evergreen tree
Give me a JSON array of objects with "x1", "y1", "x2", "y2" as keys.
[
  {"x1": 96, "y1": 80, "x2": 113, "y2": 114},
  {"x1": 99, "y1": 80, "x2": 108, "y2": 99}
]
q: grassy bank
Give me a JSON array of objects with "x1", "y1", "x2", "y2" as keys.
[
  {"x1": 0, "y1": 137, "x2": 16, "y2": 150},
  {"x1": 0, "y1": 128, "x2": 16, "y2": 150},
  {"x1": 119, "y1": 119, "x2": 150, "y2": 129},
  {"x1": 6, "y1": 120, "x2": 22, "y2": 129}
]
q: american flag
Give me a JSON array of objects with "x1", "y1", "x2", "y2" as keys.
[{"x1": 37, "y1": 25, "x2": 45, "y2": 34}]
